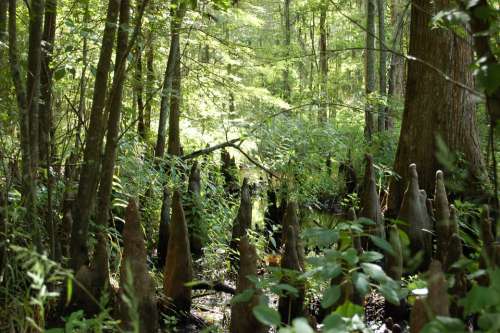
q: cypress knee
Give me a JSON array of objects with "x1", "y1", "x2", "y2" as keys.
[
  {"x1": 348, "y1": 207, "x2": 363, "y2": 254},
  {"x1": 119, "y1": 199, "x2": 158, "y2": 333},
  {"x1": 410, "y1": 260, "x2": 449, "y2": 333},
  {"x1": 230, "y1": 178, "x2": 252, "y2": 269},
  {"x1": 278, "y1": 225, "x2": 306, "y2": 324},
  {"x1": 163, "y1": 191, "x2": 193, "y2": 315},
  {"x1": 156, "y1": 186, "x2": 170, "y2": 269},
  {"x1": 480, "y1": 205, "x2": 497, "y2": 268},
  {"x1": 434, "y1": 170, "x2": 451, "y2": 264},
  {"x1": 359, "y1": 154, "x2": 385, "y2": 239},
  {"x1": 398, "y1": 164, "x2": 432, "y2": 267},
  {"x1": 386, "y1": 225, "x2": 403, "y2": 281},
  {"x1": 264, "y1": 185, "x2": 281, "y2": 252},
  {"x1": 230, "y1": 237, "x2": 267, "y2": 333},
  {"x1": 221, "y1": 149, "x2": 239, "y2": 197},
  {"x1": 185, "y1": 161, "x2": 203, "y2": 257}
]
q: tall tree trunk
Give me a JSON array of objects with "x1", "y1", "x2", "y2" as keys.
[
  {"x1": 377, "y1": 0, "x2": 387, "y2": 131},
  {"x1": 319, "y1": 0, "x2": 328, "y2": 121},
  {"x1": 135, "y1": 16, "x2": 145, "y2": 140},
  {"x1": 145, "y1": 29, "x2": 154, "y2": 136},
  {"x1": 70, "y1": 0, "x2": 121, "y2": 271},
  {"x1": 385, "y1": 0, "x2": 405, "y2": 129},
  {"x1": 461, "y1": 0, "x2": 500, "y2": 215},
  {"x1": 365, "y1": 0, "x2": 376, "y2": 140},
  {"x1": 387, "y1": 0, "x2": 487, "y2": 216},
  {"x1": 92, "y1": 0, "x2": 131, "y2": 290},
  {"x1": 154, "y1": 1, "x2": 185, "y2": 159},
  {"x1": 461, "y1": 0, "x2": 500, "y2": 126},
  {"x1": 39, "y1": 0, "x2": 56, "y2": 163},
  {"x1": 8, "y1": 0, "x2": 41, "y2": 249},
  {"x1": 0, "y1": 0, "x2": 8, "y2": 112},
  {"x1": 0, "y1": 1, "x2": 7, "y2": 56},
  {"x1": 27, "y1": 0, "x2": 44, "y2": 171},
  {"x1": 155, "y1": 0, "x2": 185, "y2": 269},
  {"x1": 76, "y1": 0, "x2": 90, "y2": 150},
  {"x1": 39, "y1": 0, "x2": 57, "y2": 259},
  {"x1": 167, "y1": 39, "x2": 182, "y2": 156},
  {"x1": 283, "y1": 0, "x2": 291, "y2": 102}
]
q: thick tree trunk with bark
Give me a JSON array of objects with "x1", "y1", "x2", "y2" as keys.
[
  {"x1": 154, "y1": 0, "x2": 185, "y2": 159},
  {"x1": 39, "y1": 0, "x2": 57, "y2": 259},
  {"x1": 167, "y1": 40, "x2": 182, "y2": 156},
  {"x1": 385, "y1": 0, "x2": 405, "y2": 129},
  {"x1": 9, "y1": 0, "x2": 41, "y2": 248},
  {"x1": 387, "y1": 0, "x2": 487, "y2": 216},
  {"x1": 70, "y1": 0, "x2": 121, "y2": 270},
  {"x1": 39, "y1": 0, "x2": 56, "y2": 163},
  {"x1": 92, "y1": 0, "x2": 131, "y2": 290},
  {"x1": 27, "y1": 0, "x2": 44, "y2": 170},
  {"x1": 155, "y1": 1, "x2": 185, "y2": 269}
]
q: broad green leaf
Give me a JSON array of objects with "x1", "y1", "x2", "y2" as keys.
[
  {"x1": 378, "y1": 283, "x2": 400, "y2": 305},
  {"x1": 478, "y1": 313, "x2": 500, "y2": 332},
  {"x1": 421, "y1": 316, "x2": 466, "y2": 333},
  {"x1": 334, "y1": 301, "x2": 364, "y2": 317},
  {"x1": 361, "y1": 263, "x2": 389, "y2": 282},
  {"x1": 460, "y1": 285, "x2": 498, "y2": 315},
  {"x1": 360, "y1": 251, "x2": 383, "y2": 262},
  {"x1": 352, "y1": 272, "x2": 369, "y2": 296},
  {"x1": 321, "y1": 285, "x2": 341, "y2": 308},
  {"x1": 341, "y1": 248, "x2": 359, "y2": 266},
  {"x1": 369, "y1": 235, "x2": 396, "y2": 256},
  {"x1": 323, "y1": 313, "x2": 347, "y2": 333},
  {"x1": 231, "y1": 288, "x2": 255, "y2": 304},
  {"x1": 252, "y1": 305, "x2": 281, "y2": 327},
  {"x1": 274, "y1": 283, "x2": 299, "y2": 296},
  {"x1": 292, "y1": 318, "x2": 314, "y2": 333}
]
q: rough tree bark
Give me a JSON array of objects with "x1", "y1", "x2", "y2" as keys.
[
  {"x1": 364, "y1": 0, "x2": 376, "y2": 139},
  {"x1": 167, "y1": 36, "x2": 182, "y2": 156},
  {"x1": 385, "y1": 0, "x2": 405, "y2": 129},
  {"x1": 387, "y1": 0, "x2": 487, "y2": 216},
  {"x1": 70, "y1": 0, "x2": 121, "y2": 270}
]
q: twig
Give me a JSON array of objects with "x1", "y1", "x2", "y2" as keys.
[
  {"x1": 182, "y1": 138, "x2": 242, "y2": 160},
  {"x1": 229, "y1": 143, "x2": 279, "y2": 179}
]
